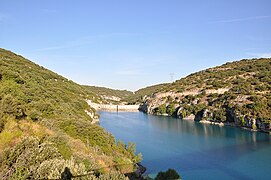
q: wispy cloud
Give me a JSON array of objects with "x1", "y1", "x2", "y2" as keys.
[{"x1": 209, "y1": 15, "x2": 271, "y2": 24}]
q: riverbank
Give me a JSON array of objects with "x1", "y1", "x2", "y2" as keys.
[
  {"x1": 125, "y1": 163, "x2": 147, "y2": 179},
  {"x1": 185, "y1": 118, "x2": 271, "y2": 134},
  {"x1": 198, "y1": 120, "x2": 271, "y2": 134},
  {"x1": 139, "y1": 109, "x2": 270, "y2": 134}
]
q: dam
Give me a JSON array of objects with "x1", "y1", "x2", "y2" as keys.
[{"x1": 87, "y1": 100, "x2": 139, "y2": 112}]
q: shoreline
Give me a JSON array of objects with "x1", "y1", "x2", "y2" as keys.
[
  {"x1": 198, "y1": 120, "x2": 271, "y2": 133},
  {"x1": 140, "y1": 110, "x2": 270, "y2": 134}
]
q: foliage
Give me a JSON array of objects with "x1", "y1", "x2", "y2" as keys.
[
  {"x1": 156, "y1": 104, "x2": 167, "y2": 115},
  {"x1": 84, "y1": 85, "x2": 133, "y2": 104},
  {"x1": 166, "y1": 103, "x2": 176, "y2": 116},
  {"x1": 124, "y1": 84, "x2": 168, "y2": 104},
  {"x1": 1, "y1": 136, "x2": 130, "y2": 179},
  {"x1": 0, "y1": 49, "x2": 142, "y2": 178},
  {"x1": 155, "y1": 168, "x2": 181, "y2": 180}
]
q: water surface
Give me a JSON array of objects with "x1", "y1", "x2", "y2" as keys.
[{"x1": 99, "y1": 111, "x2": 271, "y2": 180}]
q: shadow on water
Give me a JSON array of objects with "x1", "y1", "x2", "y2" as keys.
[{"x1": 145, "y1": 113, "x2": 270, "y2": 143}]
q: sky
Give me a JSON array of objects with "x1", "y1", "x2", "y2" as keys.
[{"x1": 1, "y1": 0, "x2": 271, "y2": 91}]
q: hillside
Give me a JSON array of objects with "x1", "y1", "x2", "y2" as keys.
[
  {"x1": 124, "y1": 83, "x2": 169, "y2": 104},
  {"x1": 84, "y1": 84, "x2": 168, "y2": 106},
  {"x1": 84, "y1": 85, "x2": 133, "y2": 104},
  {"x1": 139, "y1": 58, "x2": 271, "y2": 132},
  {"x1": 0, "y1": 49, "x2": 141, "y2": 179}
]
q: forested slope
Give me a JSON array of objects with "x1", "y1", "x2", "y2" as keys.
[
  {"x1": 0, "y1": 48, "x2": 141, "y2": 179},
  {"x1": 124, "y1": 84, "x2": 168, "y2": 104}
]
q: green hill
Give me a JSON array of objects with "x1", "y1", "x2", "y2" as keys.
[
  {"x1": 84, "y1": 84, "x2": 168, "y2": 105},
  {"x1": 124, "y1": 83, "x2": 169, "y2": 104},
  {"x1": 0, "y1": 48, "x2": 141, "y2": 179},
  {"x1": 139, "y1": 58, "x2": 271, "y2": 132},
  {"x1": 84, "y1": 85, "x2": 133, "y2": 104}
]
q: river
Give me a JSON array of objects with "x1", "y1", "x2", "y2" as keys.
[{"x1": 99, "y1": 111, "x2": 271, "y2": 180}]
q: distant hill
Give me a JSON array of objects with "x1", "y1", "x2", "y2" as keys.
[
  {"x1": 124, "y1": 83, "x2": 169, "y2": 104},
  {"x1": 139, "y1": 58, "x2": 271, "y2": 132},
  {"x1": 0, "y1": 48, "x2": 141, "y2": 179},
  {"x1": 84, "y1": 84, "x2": 169, "y2": 105},
  {"x1": 84, "y1": 85, "x2": 133, "y2": 104}
]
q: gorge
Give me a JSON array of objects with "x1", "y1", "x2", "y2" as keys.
[{"x1": 1, "y1": 48, "x2": 271, "y2": 179}]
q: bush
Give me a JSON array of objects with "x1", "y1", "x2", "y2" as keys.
[
  {"x1": 166, "y1": 103, "x2": 176, "y2": 116},
  {"x1": 1, "y1": 136, "x2": 88, "y2": 179},
  {"x1": 0, "y1": 94, "x2": 25, "y2": 119},
  {"x1": 157, "y1": 104, "x2": 167, "y2": 114},
  {"x1": 252, "y1": 124, "x2": 257, "y2": 130},
  {"x1": 0, "y1": 118, "x2": 6, "y2": 132},
  {"x1": 155, "y1": 168, "x2": 181, "y2": 180}
]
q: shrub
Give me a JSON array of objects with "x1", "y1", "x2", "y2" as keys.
[
  {"x1": 252, "y1": 124, "x2": 257, "y2": 130},
  {"x1": 155, "y1": 168, "x2": 181, "y2": 180},
  {"x1": 166, "y1": 103, "x2": 176, "y2": 116},
  {"x1": 1, "y1": 136, "x2": 88, "y2": 179},
  {"x1": 157, "y1": 104, "x2": 167, "y2": 114}
]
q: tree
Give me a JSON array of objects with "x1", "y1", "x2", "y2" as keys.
[
  {"x1": 157, "y1": 104, "x2": 166, "y2": 114},
  {"x1": 166, "y1": 103, "x2": 176, "y2": 116},
  {"x1": 155, "y1": 168, "x2": 181, "y2": 180}
]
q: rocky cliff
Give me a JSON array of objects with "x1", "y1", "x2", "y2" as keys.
[{"x1": 139, "y1": 58, "x2": 271, "y2": 133}]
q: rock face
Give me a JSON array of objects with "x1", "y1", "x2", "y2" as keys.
[
  {"x1": 195, "y1": 109, "x2": 213, "y2": 121},
  {"x1": 136, "y1": 58, "x2": 271, "y2": 133},
  {"x1": 138, "y1": 103, "x2": 148, "y2": 113},
  {"x1": 139, "y1": 99, "x2": 271, "y2": 132},
  {"x1": 185, "y1": 114, "x2": 195, "y2": 120},
  {"x1": 176, "y1": 107, "x2": 183, "y2": 118},
  {"x1": 101, "y1": 95, "x2": 121, "y2": 102},
  {"x1": 153, "y1": 88, "x2": 229, "y2": 100},
  {"x1": 85, "y1": 110, "x2": 99, "y2": 124}
]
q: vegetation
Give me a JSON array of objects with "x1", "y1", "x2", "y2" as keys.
[
  {"x1": 155, "y1": 169, "x2": 181, "y2": 180},
  {"x1": 124, "y1": 84, "x2": 168, "y2": 104},
  {"x1": 141, "y1": 58, "x2": 271, "y2": 132},
  {"x1": 156, "y1": 104, "x2": 167, "y2": 115},
  {"x1": 2, "y1": 48, "x2": 269, "y2": 178},
  {"x1": 84, "y1": 83, "x2": 168, "y2": 106},
  {"x1": 84, "y1": 85, "x2": 133, "y2": 104},
  {"x1": 0, "y1": 48, "x2": 141, "y2": 179}
]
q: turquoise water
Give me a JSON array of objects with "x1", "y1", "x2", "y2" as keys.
[{"x1": 99, "y1": 111, "x2": 271, "y2": 180}]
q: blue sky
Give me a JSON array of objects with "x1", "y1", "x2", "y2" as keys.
[{"x1": 1, "y1": 0, "x2": 271, "y2": 91}]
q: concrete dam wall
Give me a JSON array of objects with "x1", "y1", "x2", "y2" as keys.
[{"x1": 87, "y1": 100, "x2": 139, "y2": 112}]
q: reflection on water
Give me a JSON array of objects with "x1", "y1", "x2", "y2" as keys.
[
  {"x1": 100, "y1": 111, "x2": 271, "y2": 180},
  {"x1": 146, "y1": 114, "x2": 269, "y2": 144}
]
